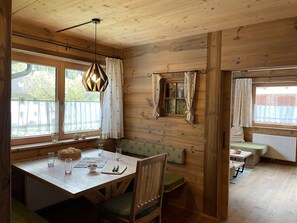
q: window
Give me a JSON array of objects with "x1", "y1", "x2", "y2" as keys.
[
  {"x1": 64, "y1": 68, "x2": 101, "y2": 133},
  {"x1": 11, "y1": 61, "x2": 57, "y2": 138},
  {"x1": 160, "y1": 79, "x2": 186, "y2": 116},
  {"x1": 11, "y1": 53, "x2": 101, "y2": 145},
  {"x1": 253, "y1": 85, "x2": 297, "y2": 127}
]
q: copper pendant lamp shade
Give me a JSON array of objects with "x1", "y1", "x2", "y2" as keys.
[
  {"x1": 81, "y1": 18, "x2": 108, "y2": 92},
  {"x1": 82, "y1": 61, "x2": 108, "y2": 92}
]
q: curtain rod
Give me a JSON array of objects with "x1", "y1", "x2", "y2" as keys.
[
  {"x1": 147, "y1": 69, "x2": 207, "y2": 77},
  {"x1": 12, "y1": 32, "x2": 123, "y2": 60}
]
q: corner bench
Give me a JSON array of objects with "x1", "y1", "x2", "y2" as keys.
[{"x1": 115, "y1": 139, "x2": 185, "y2": 193}]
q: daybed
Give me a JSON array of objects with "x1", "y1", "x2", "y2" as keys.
[{"x1": 230, "y1": 142, "x2": 269, "y2": 166}]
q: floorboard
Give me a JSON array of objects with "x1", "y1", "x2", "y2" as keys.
[{"x1": 223, "y1": 161, "x2": 297, "y2": 223}]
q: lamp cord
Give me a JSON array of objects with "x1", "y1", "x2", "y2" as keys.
[{"x1": 94, "y1": 22, "x2": 97, "y2": 61}]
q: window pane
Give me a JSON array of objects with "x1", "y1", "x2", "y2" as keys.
[
  {"x1": 64, "y1": 69, "x2": 101, "y2": 133},
  {"x1": 254, "y1": 86, "x2": 297, "y2": 125},
  {"x1": 176, "y1": 99, "x2": 186, "y2": 114},
  {"x1": 177, "y1": 83, "x2": 184, "y2": 98},
  {"x1": 165, "y1": 83, "x2": 176, "y2": 98},
  {"x1": 165, "y1": 99, "x2": 175, "y2": 114},
  {"x1": 11, "y1": 61, "x2": 56, "y2": 138}
]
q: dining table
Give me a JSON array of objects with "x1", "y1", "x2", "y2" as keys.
[{"x1": 12, "y1": 149, "x2": 139, "y2": 206}]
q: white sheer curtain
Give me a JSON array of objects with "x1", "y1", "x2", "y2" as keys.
[
  {"x1": 232, "y1": 78, "x2": 253, "y2": 127},
  {"x1": 184, "y1": 71, "x2": 197, "y2": 124},
  {"x1": 101, "y1": 58, "x2": 124, "y2": 139},
  {"x1": 152, "y1": 74, "x2": 162, "y2": 119}
]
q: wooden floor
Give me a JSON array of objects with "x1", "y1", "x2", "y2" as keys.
[
  {"x1": 38, "y1": 161, "x2": 297, "y2": 223},
  {"x1": 223, "y1": 161, "x2": 297, "y2": 223}
]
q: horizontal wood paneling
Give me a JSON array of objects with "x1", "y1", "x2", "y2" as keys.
[
  {"x1": 12, "y1": 20, "x2": 121, "y2": 63},
  {"x1": 123, "y1": 33, "x2": 207, "y2": 214},
  {"x1": 222, "y1": 17, "x2": 297, "y2": 70},
  {"x1": 11, "y1": 139, "x2": 114, "y2": 162}
]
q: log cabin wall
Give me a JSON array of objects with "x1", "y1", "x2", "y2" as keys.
[
  {"x1": 221, "y1": 17, "x2": 297, "y2": 70},
  {"x1": 122, "y1": 34, "x2": 207, "y2": 214},
  {"x1": 122, "y1": 16, "x2": 297, "y2": 218}
]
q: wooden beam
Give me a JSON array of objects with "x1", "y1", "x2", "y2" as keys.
[
  {"x1": 220, "y1": 71, "x2": 232, "y2": 220},
  {"x1": 203, "y1": 31, "x2": 222, "y2": 218},
  {"x1": 0, "y1": 0, "x2": 12, "y2": 222}
]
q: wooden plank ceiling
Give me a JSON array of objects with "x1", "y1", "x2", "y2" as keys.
[{"x1": 12, "y1": 0, "x2": 297, "y2": 49}]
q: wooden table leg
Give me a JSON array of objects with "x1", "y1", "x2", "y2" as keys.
[{"x1": 84, "y1": 177, "x2": 133, "y2": 206}]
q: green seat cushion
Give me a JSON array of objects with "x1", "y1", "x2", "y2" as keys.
[
  {"x1": 164, "y1": 173, "x2": 185, "y2": 192},
  {"x1": 230, "y1": 142, "x2": 269, "y2": 155},
  {"x1": 99, "y1": 192, "x2": 155, "y2": 220},
  {"x1": 12, "y1": 199, "x2": 48, "y2": 223}
]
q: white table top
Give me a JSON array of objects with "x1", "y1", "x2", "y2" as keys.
[
  {"x1": 230, "y1": 149, "x2": 252, "y2": 159},
  {"x1": 13, "y1": 149, "x2": 139, "y2": 198}
]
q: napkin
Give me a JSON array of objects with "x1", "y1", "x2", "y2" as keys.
[
  {"x1": 101, "y1": 164, "x2": 127, "y2": 175},
  {"x1": 74, "y1": 157, "x2": 108, "y2": 168}
]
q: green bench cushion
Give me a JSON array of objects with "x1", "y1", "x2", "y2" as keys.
[
  {"x1": 164, "y1": 174, "x2": 185, "y2": 192},
  {"x1": 115, "y1": 139, "x2": 185, "y2": 164},
  {"x1": 12, "y1": 199, "x2": 48, "y2": 223},
  {"x1": 230, "y1": 142, "x2": 269, "y2": 156},
  {"x1": 98, "y1": 192, "x2": 155, "y2": 220}
]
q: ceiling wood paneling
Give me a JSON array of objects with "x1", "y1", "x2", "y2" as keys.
[{"x1": 12, "y1": 0, "x2": 297, "y2": 49}]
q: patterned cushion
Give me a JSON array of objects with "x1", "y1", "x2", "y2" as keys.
[{"x1": 115, "y1": 139, "x2": 185, "y2": 164}]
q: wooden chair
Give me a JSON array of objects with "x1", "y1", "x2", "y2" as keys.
[{"x1": 98, "y1": 153, "x2": 167, "y2": 223}]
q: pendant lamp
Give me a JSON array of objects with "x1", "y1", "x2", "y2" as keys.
[{"x1": 82, "y1": 18, "x2": 108, "y2": 92}]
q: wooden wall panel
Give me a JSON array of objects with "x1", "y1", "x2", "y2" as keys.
[
  {"x1": 222, "y1": 17, "x2": 297, "y2": 70},
  {"x1": 123, "y1": 33, "x2": 207, "y2": 214},
  {"x1": 0, "y1": 0, "x2": 12, "y2": 222},
  {"x1": 12, "y1": 20, "x2": 121, "y2": 63},
  {"x1": 11, "y1": 138, "x2": 114, "y2": 162}
]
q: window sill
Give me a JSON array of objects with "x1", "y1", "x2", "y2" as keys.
[
  {"x1": 11, "y1": 135, "x2": 101, "y2": 152},
  {"x1": 252, "y1": 124, "x2": 297, "y2": 131},
  {"x1": 157, "y1": 116, "x2": 188, "y2": 124},
  {"x1": 248, "y1": 125, "x2": 297, "y2": 131}
]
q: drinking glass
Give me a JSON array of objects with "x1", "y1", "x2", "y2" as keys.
[
  {"x1": 98, "y1": 144, "x2": 104, "y2": 158},
  {"x1": 64, "y1": 158, "x2": 72, "y2": 175},
  {"x1": 47, "y1": 152, "x2": 55, "y2": 167},
  {"x1": 115, "y1": 148, "x2": 122, "y2": 161},
  {"x1": 51, "y1": 133, "x2": 58, "y2": 143}
]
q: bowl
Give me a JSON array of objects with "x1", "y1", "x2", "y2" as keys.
[{"x1": 87, "y1": 163, "x2": 98, "y2": 173}]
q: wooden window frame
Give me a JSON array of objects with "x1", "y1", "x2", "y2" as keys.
[
  {"x1": 252, "y1": 82, "x2": 297, "y2": 130},
  {"x1": 159, "y1": 77, "x2": 186, "y2": 118},
  {"x1": 11, "y1": 52, "x2": 100, "y2": 146}
]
